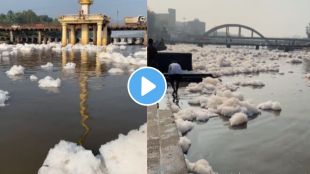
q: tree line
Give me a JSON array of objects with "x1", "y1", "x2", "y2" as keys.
[{"x1": 0, "y1": 10, "x2": 58, "y2": 25}]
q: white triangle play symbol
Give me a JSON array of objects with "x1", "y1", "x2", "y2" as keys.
[{"x1": 141, "y1": 76, "x2": 156, "y2": 96}]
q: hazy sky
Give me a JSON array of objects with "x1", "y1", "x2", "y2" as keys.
[
  {"x1": 148, "y1": 0, "x2": 310, "y2": 38},
  {"x1": 0, "y1": 0, "x2": 146, "y2": 23}
]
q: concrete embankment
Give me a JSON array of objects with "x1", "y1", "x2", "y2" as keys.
[{"x1": 147, "y1": 105, "x2": 188, "y2": 174}]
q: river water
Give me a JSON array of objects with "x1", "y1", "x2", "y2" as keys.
[
  {"x1": 0, "y1": 47, "x2": 145, "y2": 174},
  {"x1": 184, "y1": 50, "x2": 310, "y2": 173}
]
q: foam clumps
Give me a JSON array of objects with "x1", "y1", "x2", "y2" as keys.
[
  {"x1": 99, "y1": 124, "x2": 146, "y2": 174},
  {"x1": 257, "y1": 101, "x2": 282, "y2": 111},
  {"x1": 179, "y1": 136, "x2": 191, "y2": 153},
  {"x1": 289, "y1": 58, "x2": 302, "y2": 64},
  {"x1": 52, "y1": 43, "x2": 104, "y2": 53},
  {"x1": 229, "y1": 112, "x2": 248, "y2": 126},
  {"x1": 234, "y1": 80, "x2": 265, "y2": 87},
  {"x1": 30, "y1": 75, "x2": 38, "y2": 81},
  {"x1": 63, "y1": 62, "x2": 76, "y2": 70},
  {"x1": 98, "y1": 45, "x2": 146, "y2": 74},
  {"x1": 38, "y1": 140, "x2": 105, "y2": 174},
  {"x1": 166, "y1": 44, "x2": 286, "y2": 77},
  {"x1": 186, "y1": 159, "x2": 214, "y2": 174},
  {"x1": 38, "y1": 76, "x2": 61, "y2": 88},
  {"x1": 183, "y1": 77, "x2": 261, "y2": 118},
  {"x1": 175, "y1": 119, "x2": 194, "y2": 135},
  {"x1": 39, "y1": 124, "x2": 146, "y2": 174},
  {"x1": 107, "y1": 68, "x2": 124, "y2": 75},
  {"x1": 41, "y1": 62, "x2": 54, "y2": 69},
  {"x1": 6, "y1": 65, "x2": 24, "y2": 76},
  {"x1": 0, "y1": 90, "x2": 9, "y2": 107}
]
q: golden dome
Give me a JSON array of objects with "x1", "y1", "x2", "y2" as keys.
[{"x1": 79, "y1": 0, "x2": 93, "y2": 5}]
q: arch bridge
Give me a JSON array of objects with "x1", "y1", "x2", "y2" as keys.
[
  {"x1": 201, "y1": 24, "x2": 310, "y2": 49},
  {"x1": 204, "y1": 24, "x2": 271, "y2": 46}
]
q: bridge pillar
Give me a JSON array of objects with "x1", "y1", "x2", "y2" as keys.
[
  {"x1": 27, "y1": 37, "x2": 32, "y2": 43},
  {"x1": 38, "y1": 31, "x2": 42, "y2": 44},
  {"x1": 226, "y1": 27, "x2": 229, "y2": 37},
  {"x1": 15, "y1": 37, "x2": 19, "y2": 43},
  {"x1": 43, "y1": 37, "x2": 47, "y2": 44},
  {"x1": 143, "y1": 31, "x2": 148, "y2": 46},
  {"x1": 81, "y1": 24, "x2": 89, "y2": 45},
  {"x1": 97, "y1": 22, "x2": 103, "y2": 46},
  {"x1": 238, "y1": 27, "x2": 241, "y2": 37},
  {"x1": 93, "y1": 25, "x2": 97, "y2": 45},
  {"x1": 9, "y1": 30, "x2": 14, "y2": 43},
  {"x1": 61, "y1": 23, "x2": 68, "y2": 47},
  {"x1": 62, "y1": 50, "x2": 67, "y2": 67},
  {"x1": 102, "y1": 25, "x2": 110, "y2": 46},
  {"x1": 69, "y1": 25, "x2": 76, "y2": 45},
  {"x1": 255, "y1": 45, "x2": 260, "y2": 50}
]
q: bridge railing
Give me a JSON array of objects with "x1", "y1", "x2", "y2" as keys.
[
  {"x1": 0, "y1": 23, "x2": 61, "y2": 30},
  {"x1": 59, "y1": 14, "x2": 110, "y2": 21}
]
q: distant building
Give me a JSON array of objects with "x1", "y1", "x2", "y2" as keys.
[
  {"x1": 148, "y1": 8, "x2": 206, "y2": 42},
  {"x1": 186, "y1": 19, "x2": 206, "y2": 35},
  {"x1": 176, "y1": 19, "x2": 206, "y2": 36},
  {"x1": 154, "y1": 8, "x2": 176, "y2": 31}
]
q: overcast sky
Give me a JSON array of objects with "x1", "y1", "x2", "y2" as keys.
[
  {"x1": 0, "y1": 0, "x2": 146, "y2": 23},
  {"x1": 148, "y1": 0, "x2": 310, "y2": 38}
]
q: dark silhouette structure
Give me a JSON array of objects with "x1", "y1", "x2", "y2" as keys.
[{"x1": 147, "y1": 38, "x2": 158, "y2": 67}]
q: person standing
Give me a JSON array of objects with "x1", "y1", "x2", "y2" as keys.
[
  {"x1": 168, "y1": 62, "x2": 182, "y2": 96},
  {"x1": 147, "y1": 39, "x2": 158, "y2": 68}
]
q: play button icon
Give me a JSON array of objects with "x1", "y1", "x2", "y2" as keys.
[
  {"x1": 141, "y1": 76, "x2": 156, "y2": 96},
  {"x1": 128, "y1": 67, "x2": 167, "y2": 106}
]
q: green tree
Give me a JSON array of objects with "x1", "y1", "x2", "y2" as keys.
[{"x1": 0, "y1": 10, "x2": 58, "y2": 24}]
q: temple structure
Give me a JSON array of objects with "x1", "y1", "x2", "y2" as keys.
[{"x1": 58, "y1": 0, "x2": 110, "y2": 46}]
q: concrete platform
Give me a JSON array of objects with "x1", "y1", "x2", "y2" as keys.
[
  {"x1": 147, "y1": 105, "x2": 188, "y2": 174},
  {"x1": 164, "y1": 72, "x2": 216, "y2": 83}
]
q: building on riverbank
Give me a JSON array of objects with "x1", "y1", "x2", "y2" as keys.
[{"x1": 58, "y1": 0, "x2": 110, "y2": 47}]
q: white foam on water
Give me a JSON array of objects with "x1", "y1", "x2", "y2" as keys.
[
  {"x1": 174, "y1": 108, "x2": 196, "y2": 121},
  {"x1": 195, "y1": 109, "x2": 217, "y2": 122},
  {"x1": 166, "y1": 44, "x2": 290, "y2": 77},
  {"x1": 30, "y1": 75, "x2": 38, "y2": 81},
  {"x1": 169, "y1": 102, "x2": 180, "y2": 113},
  {"x1": 107, "y1": 68, "x2": 124, "y2": 75},
  {"x1": 41, "y1": 62, "x2": 54, "y2": 70},
  {"x1": 0, "y1": 90, "x2": 9, "y2": 107},
  {"x1": 38, "y1": 140, "x2": 106, "y2": 174},
  {"x1": 186, "y1": 159, "x2": 214, "y2": 174},
  {"x1": 2, "y1": 51, "x2": 10, "y2": 57},
  {"x1": 98, "y1": 44, "x2": 146, "y2": 74},
  {"x1": 39, "y1": 124, "x2": 146, "y2": 174},
  {"x1": 179, "y1": 136, "x2": 191, "y2": 153},
  {"x1": 257, "y1": 101, "x2": 282, "y2": 111},
  {"x1": 288, "y1": 58, "x2": 303, "y2": 64},
  {"x1": 229, "y1": 112, "x2": 248, "y2": 126},
  {"x1": 6, "y1": 65, "x2": 25, "y2": 76},
  {"x1": 63, "y1": 62, "x2": 76, "y2": 70},
  {"x1": 182, "y1": 77, "x2": 261, "y2": 118},
  {"x1": 234, "y1": 80, "x2": 265, "y2": 87},
  {"x1": 38, "y1": 76, "x2": 61, "y2": 88},
  {"x1": 99, "y1": 124, "x2": 146, "y2": 174},
  {"x1": 175, "y1": 119, "x2": 194, "y2": 134}
]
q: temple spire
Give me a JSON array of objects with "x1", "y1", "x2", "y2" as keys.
[{"x1": 79, "y1": 0, "x2": 93, "y2": 15}]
